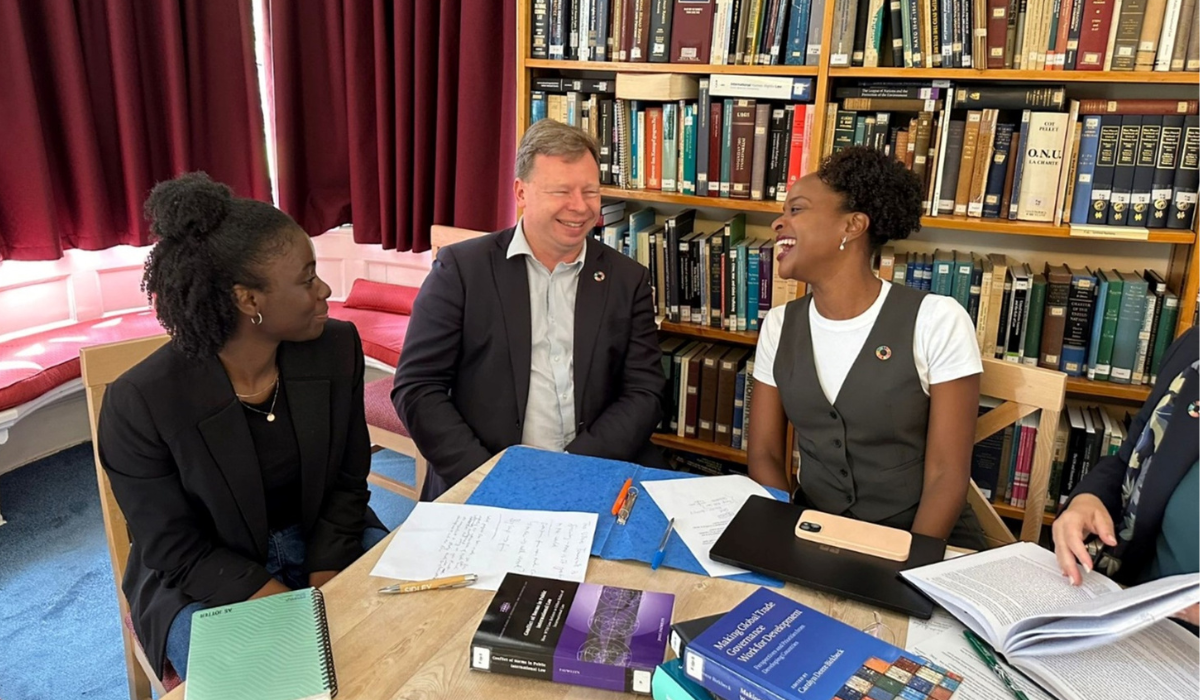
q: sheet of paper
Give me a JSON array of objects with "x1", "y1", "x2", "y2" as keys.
[
  {"x1": 369, "y1": 502, "x2": 596, "y2": 590},
  {"x1": 641, "y1": 474, "x2": 771, "y2": 578},
  {"x1": 906, "y1": 611, "x2": 1055, "y2": 700}
]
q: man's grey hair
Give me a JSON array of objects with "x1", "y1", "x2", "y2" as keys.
[{"x1": 514, "y1": 119, "x2": 600, "y2": 181}]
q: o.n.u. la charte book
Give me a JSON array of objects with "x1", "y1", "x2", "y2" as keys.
[
  {"x1": 901, "y1": 542, "x2": 1200, "y2": 700},
  {"x1": 185, "y1": 587, "x2": 336, "y2": 700},
  {"x1": 470, "y1": 573, "x2": 675, "y2": 695},
  {"x1": 683, "y1": 588, "x2": 963, "y2": 700}
]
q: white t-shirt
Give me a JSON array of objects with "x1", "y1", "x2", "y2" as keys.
[{"x1": 754, "y1": 281, "x2": 982, "y2": 404}]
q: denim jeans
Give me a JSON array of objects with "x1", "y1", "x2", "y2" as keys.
[{"x1": 164, "y1": 524, "x2": 389, "y2": 679}]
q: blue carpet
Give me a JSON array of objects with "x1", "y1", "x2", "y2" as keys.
[{"x1": 0, "y1": 443, "x2": 416, "y2": 700}]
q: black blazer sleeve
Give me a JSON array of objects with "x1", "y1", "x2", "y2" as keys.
[
  {"x1": 393, "y1": 245, "x2": 494, "y2": 486},
  {"x1": 305, "y1": 324, "x2": 373, "y2": 573},
  {"x1": 1070, "y1": 327, "x2": 1198, "y2": 519},
  {"x1": 99, "y1": 379, "x2": 272, "y2": 604},
  {"x1": 566, "y1": 266, "x2": 665, "y2": 460}
]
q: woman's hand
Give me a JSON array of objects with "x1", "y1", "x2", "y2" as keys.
[
  {"x1": 1171, "y1": 604, "x2": 1199, "y2": 626},
  {"x1": 309, "y1": 570, "x2": 339, "y2": 588},
  {"x1": 1052, "y1": 494, "x2": 1117, "y2": 585}
]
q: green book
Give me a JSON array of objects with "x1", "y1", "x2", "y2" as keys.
[
  {"x1": 1092, "y1": 269, "x2": 1124, "y2": 382},
  {"x1": 186, "y1": 588, "x2": 336, "y2": 700},
  {"x1": 1149, "y1": 291, "x2": 1181, "y2": 384},
  {"x1": 1110, "y1": 271, "x2": 1149, "y2": 385},
  {"x1": 1022, "y1": 273, "x2": 1047, "y2": 366}
]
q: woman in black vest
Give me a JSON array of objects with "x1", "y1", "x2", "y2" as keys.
[
  {"x1": 98, "y1": 173, "x2": 388, "y2": 679},
  {"x1": 747, "y1": 147, "x2": 986, "y2": 549}
]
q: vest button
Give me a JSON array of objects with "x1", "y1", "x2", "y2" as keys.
[
  {"x1": 833, "y1": 438, "x2": 843, "y2": 448},
  {"x1": 845, "y1": 495, "x2": 852, "y2": 503},
  {"x1": 840, "y1": 469, "x2": 848, "y2": 476},
  {"x1": 829, "y1": 411, "x2": 837, "y2": 420}
]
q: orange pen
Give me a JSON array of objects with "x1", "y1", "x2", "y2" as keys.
[{"x1": 611, "y1": 478, "x2": 633, "y2": 516}]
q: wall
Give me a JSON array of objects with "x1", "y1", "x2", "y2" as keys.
[{"x1": 0, "y1": 226, "x2": 433, "y2": 344}]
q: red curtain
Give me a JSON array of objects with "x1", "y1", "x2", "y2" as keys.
[
  {"x1": 270, "y1": 0, "x2": 517, "y2": 253},
  {"x1": 0, "y1": 0, "x2": 270, "y2": 261}
]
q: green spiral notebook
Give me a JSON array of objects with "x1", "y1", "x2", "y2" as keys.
[{"x1": 186, "y1": 587, "x2": 337, "y2": 700}]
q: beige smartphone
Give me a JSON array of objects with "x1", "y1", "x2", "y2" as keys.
[{"x1": 794, "y1": 510, "x2": 913, "y2": 562}]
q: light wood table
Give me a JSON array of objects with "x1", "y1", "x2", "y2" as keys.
[{"x1": 163, "y1": 451, "x2": 910, "y2": 699}]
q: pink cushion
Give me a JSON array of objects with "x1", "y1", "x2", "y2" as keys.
[
  {"x1": 327, "y1": 302, "x2": 408, "y2": 368},
  {"x1": 363, "y1": 377, "x2": 409, "y2": 437},
  {"x1": 0, "y1": 310, "x2": 165, "y2": 412},
  {"x1": 342, "y1": 279, "x2": 419, "y2": 316}
]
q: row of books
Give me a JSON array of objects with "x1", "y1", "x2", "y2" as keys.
[
  {"x1": 592, "y1": 209, "x2": 799, "y2": 329},
  {"x1": 532, "y1": 74, "x2": 817, "y2": 199},
  {"x1": 878, "y1": 249, "x2": 1182, "y2": 385},
  {"x1": 529, "y1": 0, "x2": 1200, "y2": 71},
  {"x1": 826, "y1": 87, "x2": 1200, "y2": 228},
  {"x1": 830, "y1": 0, "x2": 1200, "y2": 70},
  {"x1": 660, "y1": 338, "x2": 758, "y2": 450},
  {"x1": 972, "y1": 401, "x2": 1129, "y2": 515},
  {"x1": 531, "y1": 0, "x2": 830, "y2": 66}
]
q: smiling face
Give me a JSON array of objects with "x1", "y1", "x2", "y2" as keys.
[
  {"x1": 239, "y1": 226, "x2": 332, "y2": 342},
  {"x1": 514, "y1": 152, "x2": 601, "y2": 262},
  {"x1": 772, "y1": 173, "x2": 859, "y2": 283}
]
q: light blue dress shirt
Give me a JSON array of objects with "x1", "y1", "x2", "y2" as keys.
[{"x1": 507, "y1": 220, "x2": 587, "y2": 451}]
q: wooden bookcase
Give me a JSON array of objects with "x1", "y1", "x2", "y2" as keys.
[{"x1": 513, "y1": 0, "x2": 1200, "y2": 525}]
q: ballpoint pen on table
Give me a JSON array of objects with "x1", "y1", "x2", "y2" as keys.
[
  {"x1": 378, "y1": 573, "x2": 478, "y2": 594},
  {"x1": 611, "y1": 477, "x2": 633, "y2": 516},
  {"x1": 963, "y1": 629, "x2": 1029, "y2": 700},
  {"x1": 651, "y1": 518, "x2": 676, "y2": 570}
]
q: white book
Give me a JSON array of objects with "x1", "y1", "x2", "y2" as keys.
[
  {"x1": 902, "y1": 543, "x2": 1200, "y2": 700},
  {"x1": 706, "y1": 74, "x2": 813, "y2": 101}
]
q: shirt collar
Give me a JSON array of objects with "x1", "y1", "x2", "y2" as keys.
[{"x1": 507, "y1": 219, "x2": 587, "y2": 267}]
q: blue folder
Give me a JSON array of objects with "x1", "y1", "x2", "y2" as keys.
[{"x1": 466, "y1": 447, "x2": 784, "y2": 587}]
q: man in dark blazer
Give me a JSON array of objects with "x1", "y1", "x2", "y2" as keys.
[{"x1": 394, "y1": 120, "x2": 665, "y2": 500}]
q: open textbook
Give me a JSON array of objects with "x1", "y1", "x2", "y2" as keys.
[{"x1": 901, "y1": 542, "x2": 1200, "y2": 700}]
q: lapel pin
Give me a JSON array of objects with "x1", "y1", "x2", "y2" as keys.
[
  {"x1": 875, "y1": 345, "x2": 892, "y2": 361},
  {"x1": 1188, "y1": 401, "x2": 1198, "y2": 419},
  {"x1": 594, "y1": 271, "x2": 606, "y2": 282}
]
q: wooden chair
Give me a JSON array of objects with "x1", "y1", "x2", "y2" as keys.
[
  {"x1": 364, "y1": 377, "x2": 427, "y2": 499},
  {"x1": 81, "y1": 335, "x2": 173, "y2": 700},
  {"x1": 970, "y1": 358, "x2": 1067, "y2": 547},
  {"x1": 430, "y1": 224, "x2": 487, "y2": 256}
]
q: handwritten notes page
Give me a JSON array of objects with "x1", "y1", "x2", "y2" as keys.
[
  {"x1": 369, "y1": 503, "x2": 597, "y2": 590},
  {"x1": 641, "y1": 475, "x2": 771, "y2": 578}
]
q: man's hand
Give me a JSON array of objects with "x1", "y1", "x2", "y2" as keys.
[
  {"x1": 1172, "y1": 604, "x2": 1200, "y2": 626},
  {"x1": 309, "y1": 570, "x2": 339, "y2": 589},
  {"x1": 1052, "y1": 494, "x2": 1117, "y2": 585}
]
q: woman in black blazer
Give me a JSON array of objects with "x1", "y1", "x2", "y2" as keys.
[
  {"x1": 98, "y1": 173, "x2": 387, "y2": 679},
  {"x1": 1054, "y1": 326, "x2": 1199, "y2": 628}
]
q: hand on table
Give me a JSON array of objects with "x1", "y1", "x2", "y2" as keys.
[{"x1": 1051, "y1": 494, "x2": 1117, "y2": 586}]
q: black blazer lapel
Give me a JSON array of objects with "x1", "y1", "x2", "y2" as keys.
[
  {"x1": 575, "y1": 243, "x2": 610, "y2": 419},
  {"x1": 284, "y1": 376, "x2": 331, "y2": 531},
  {"x1": 198, "y1": 402, "x2": 268, "y2": 558},
  {"x1": 493, "y1": 230, "x2": 532, "y2": 418}
]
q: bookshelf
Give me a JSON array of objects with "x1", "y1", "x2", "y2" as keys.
[{"x1": 515, "y1": 0, "x2": 1200, "y2": 519}]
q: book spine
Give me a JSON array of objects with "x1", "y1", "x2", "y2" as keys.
[
  {"x1": 1087, "y1": 115, "x2": 1122, "y2": 224},
  {"x1": 1149, "y1": 294, "x2": 1180, "y2": 382},
  {"x1": 1149, "y1": 116, "x2": 1183, "y2": 229},
  {"x1": 1106, "y1": 115, "x2": 1141, "y2": 225},
  {"x1": 1167, "y1": 115, "x2": 1199, "y2": 229},
  {"x1": 684, "y1": 649, "x2": 789, "y2": 700},
  {"x1": 1129, "y1": 116, "x2": 1162, "y2": 227},
  {"x1": 1070, "y1": 116, "x2": 1102, "y2": 224},
  {"x1": 1093, "y1": 278, "x2": 1122, "y2": 381}
]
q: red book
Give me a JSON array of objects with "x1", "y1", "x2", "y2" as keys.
[
  {"x1": 708, "y1": 100, "x2": 723, "y2": 196},
  {"x1": 986, "y1": 0, "x2": 1010, "y2": 68},
  {"x1": 1075, "y1": 0, "x2": 1117, "y2": 69},
  {"x1": 670, "y1": 0, "x2": 715, "y2": 63},
  {"x1": 784, "y1": 105, "x2": 807, "y2": 196}
]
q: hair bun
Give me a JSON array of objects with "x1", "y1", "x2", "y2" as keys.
[{"x1": 144, "y1": 171, "x2": 233, "y2": 242}]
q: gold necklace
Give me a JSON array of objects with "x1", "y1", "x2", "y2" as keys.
[
  {"x1": 234, "y1": 371, "x2": 279, "y2": 399},
  {"x1": 240, "y1": 378, "x2": 280, "y2": 422}
]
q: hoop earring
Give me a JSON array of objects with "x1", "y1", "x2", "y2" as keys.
[
  {"x1": 839, "y1": 237, "x2": 847, "y2": 251},
  {"x1": 251, "y1": 312, "x2": 263, "y2": 326}
]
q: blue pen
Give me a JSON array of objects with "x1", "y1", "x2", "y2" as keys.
[{"x1": 651, "y1": 518, "x2": 676, "y2": 570}]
